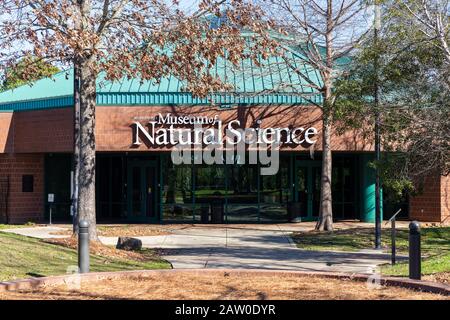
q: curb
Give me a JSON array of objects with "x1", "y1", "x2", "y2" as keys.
[{"x1": 0, "y1": 269, "x2": 449, "y2": 297}]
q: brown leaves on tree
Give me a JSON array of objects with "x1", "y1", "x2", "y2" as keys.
[{"x1": 0, "y1": 0, "x2": 277, "y2": 97}]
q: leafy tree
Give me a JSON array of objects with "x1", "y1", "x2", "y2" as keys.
[
  {"x1": 334, "y1": 0, "x2": 449, "y2": 199},
  {"x1": 1, "y1": 57, "x2": 60, "y2": 91},
  {"x1": 0, "y1": 0, "x2": 275, "y2": 240}
]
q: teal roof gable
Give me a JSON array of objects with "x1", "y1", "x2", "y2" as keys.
[{"x1": 0, "y1": 45, "x2": 328, "y2": 111}]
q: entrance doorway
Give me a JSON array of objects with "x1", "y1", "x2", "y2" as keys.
[
  {"x1": 294, "y1": 161, "x2": 321, "y2": 220},
  {"x1": 92, "y1": 153, "x2": 361, "y2": 223},
  {"x1": 127, "y1": 160, "x2": 158, "y2": 222}
]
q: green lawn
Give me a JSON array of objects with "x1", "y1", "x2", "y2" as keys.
[
  {"x1": 381, "y1": 252, "x2": 450, "y2": 276},
  {"x1": 0, "y1": 223, "x2": 35, "y2": 230},
  {"x1": 0, "y1": 231, "x2": 171, "y2": 282},
  {"x1": 291, "y1": 227, "x2": 450, "y2": 276}
]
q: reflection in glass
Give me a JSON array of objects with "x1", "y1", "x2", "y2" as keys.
[
  {"x1": 194, "y1": 166, "x2": 226, "y2": 222},
  {"x1": 162, "y1": 162, "x2": 193, "y2": 221},
  {"x1": 260, "y1": 157, "x2": 290, "y2": 221},
  {"x1": 226, "y1": 165, "x2": 258, "y2": 222},
  {"x1": 194, "y1": 166, "x2": 226, "y2": 203}
]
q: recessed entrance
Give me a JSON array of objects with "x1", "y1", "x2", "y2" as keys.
[{"x1": 43, "y1": 152, "x2": 404, "y2": 223}]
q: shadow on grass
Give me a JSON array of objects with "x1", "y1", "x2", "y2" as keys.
[
  {"x1": 291, "y1": 227, "x2": 450, "y2": 256},
  {"x1": 26, "y1": 272, "x2": 45, "y2": 278}
]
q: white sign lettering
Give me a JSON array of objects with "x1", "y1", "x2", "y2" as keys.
[{"x1": 132, "y1": 113, "x2": 318, "y2": 147}]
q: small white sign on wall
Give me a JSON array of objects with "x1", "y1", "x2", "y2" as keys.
[{"x1": 48, "y1": 193, "x2": 55, "y2": 203}]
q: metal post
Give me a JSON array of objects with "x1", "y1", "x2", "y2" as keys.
[
  {"x1": 409, "y1": 221, "x2": 421, "y2": 280},
  {"x1": 78, "y1": 220, "x2": 90, "y2": 273},
  {"x1": 72, "y1": 64, "x2": 81, "y2": 233},
  {"x1": 386, "y1": 209, "x2": 401, "y2": 265},
  {"x1": 49, "y1": 205, "x2": 52, "y2": 225},
  {"x1": 391, "y1": 218, "x2": 395, "y2": 264}
]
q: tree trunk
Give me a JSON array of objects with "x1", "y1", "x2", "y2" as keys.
[
  {"x1": 316, "y1": 108, "x2": 333, "y2": 231},
  {"x1": 316, "y1": 0, "x2": 334, "y2": 231},
  {"x1": 76, "y1": 58, "x2": 98, "y2": 241}
]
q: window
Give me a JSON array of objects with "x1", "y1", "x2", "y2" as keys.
[
  {"x1": 162, "y1": 162, "x2": 194, "y2": 221},
  {"x1": 22, "y1": 175, "x2": 34, "y2": 192},
  {"x1": 226, "y1": 165, "x2": 259, "y2": 222}
]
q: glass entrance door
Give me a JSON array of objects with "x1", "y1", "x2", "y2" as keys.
[
  {"x1": 295, "y1": 166, "x2": 309, "y2": 218},
  {"x1": 127, "y1": 161, "x2": 158, "y2": 222},
  {"x1": 295, "y1": 161, "x2": 321, "y2": 220}
]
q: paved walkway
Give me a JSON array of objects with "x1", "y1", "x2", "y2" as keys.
[{"x1": 2, "y1": 223, "x2": 403, "y2": 273}]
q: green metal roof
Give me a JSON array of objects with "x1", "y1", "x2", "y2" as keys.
[{"x1": 0, "y1": 46, "x2": 325, "y2": 111}]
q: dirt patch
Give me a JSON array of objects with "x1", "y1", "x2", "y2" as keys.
[
  {"x1": 0, "y1": 273, "x2": 447, "y2": 300},
  {"x1": 43, "y1": 237, "x2": 162, "y2": 263}
]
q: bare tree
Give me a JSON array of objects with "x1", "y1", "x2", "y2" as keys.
[
  {"x1": 386, "y1": 1, "x2": 449, "y2": 181},
  {"x1": 0, "y1": 0, "x2": 275, "y2": 240},
  {"x1": 399, "y1": 0, "x2": 450, "y2": 65},
  {"x1": 258, "y1": 0, "x2": 372, "y2": 230}
]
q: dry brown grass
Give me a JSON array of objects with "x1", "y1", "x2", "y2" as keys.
[
  {"x1": 50, "y1": 225, "x2": 175, "y2": 237},
  {"x1": 97, "y1": 225, "x2": 174, "y2": 237},
  {"x1": 43, "y1": 237, "x2": 162, "y2": 262},
  {"x1": 0, "y1": 273, "x2": 447, "y2": 300}
]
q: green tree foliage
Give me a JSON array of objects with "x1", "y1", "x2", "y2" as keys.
[
  {"x1": 1, "y1": 57, "x2": 60, "y2": 92},
  {"x1": 334, "y1": 0, "x2": 450, "y2": 200}
]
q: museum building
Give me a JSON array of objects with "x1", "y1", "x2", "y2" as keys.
[{"x1": 0, "y1": 49, "x2": 448, "y2": 224}]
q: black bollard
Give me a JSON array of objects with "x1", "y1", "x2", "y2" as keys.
[
  {"x1": 409, "y1": 221, "x2": 421, "y2": 280},
  {"x1": 78, "y1": 220, "x2": 90, "y2": 273},
  {"x1": 391, "y1": 218, "x2": 396, "y2": 265}
]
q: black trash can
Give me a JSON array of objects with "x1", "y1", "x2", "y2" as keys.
[
  {"x1": 287, "y1": 202, "x2": 303, "y2": 222},
  {"x1": 211, "y1": 201, "x2": 224, "y2": 224},
  {"x1": 200, "y1": 206, "x2": 210, "y2": 223}
]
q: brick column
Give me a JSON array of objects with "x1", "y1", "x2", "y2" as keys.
[{"x1": 410, "y1": 174, "x2": 449, "y2": 223}]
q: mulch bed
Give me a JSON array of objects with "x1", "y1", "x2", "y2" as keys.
[{"x1": 0, "y1": 272, "x2": 448, "y2": 300}]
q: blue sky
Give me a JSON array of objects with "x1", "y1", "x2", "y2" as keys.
[{"x1": 178, "y1": 0, "x2": 201, "y2": 13}]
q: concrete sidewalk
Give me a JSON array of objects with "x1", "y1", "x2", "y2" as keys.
[
  {"x1": 110, "y1": 225, "x2": 394, "y2": 272},
  {"x1": 1, "y1": 226, "x2": 68, "y2": 239},
  {"x1": 2, "y1": 224, "x2": 399, "y2": 273}
]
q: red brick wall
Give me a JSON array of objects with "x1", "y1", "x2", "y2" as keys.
[
  {"x1": 0, "y1": 112, "x2": 13, "y2": 153},
  {"x1": 13, "y1": 108, "x2": 73, "y2": 153},
  {"x1": 441, "y1": 175, "x2": 450, "y2": 224},
  {"x1": 95, "y1": 105, "x2": 374, "y2": 152},
  {"x1": 0, "y1": 154, "x2": 44, "y2": 223},
  {"x1": 409, "y1": 174, "x2": 447, "y2": 223},
  {"x1": 0, "y1": 106, "x2": 375, "y2": 154}
]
